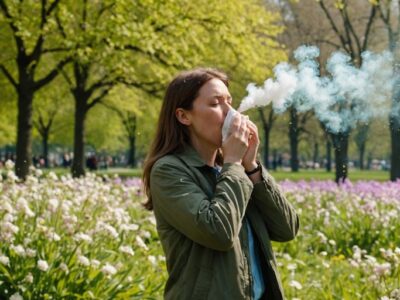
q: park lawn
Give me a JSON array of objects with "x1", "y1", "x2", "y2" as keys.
[{"x1": 35, "y1": 168, "x2": 391, "y2": 182}]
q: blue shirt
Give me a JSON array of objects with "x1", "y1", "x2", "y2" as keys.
[
  {"x1": 246, "y1": 218, "x2": 265, "y2": 299},
  {"x1": 212, "y1": 166, "x2": 265, "y2": 299}
]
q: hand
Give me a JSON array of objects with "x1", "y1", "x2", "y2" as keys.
[
  {"x1": 242, "y1": 119, "x2": 260, "y2": 171},
  {"x1": 222, "y1": 113, "x2": 250, "y2": 164}
]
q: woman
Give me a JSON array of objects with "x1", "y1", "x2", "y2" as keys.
[{"x1": 143, "y1": 68, "x2": 299, "y2": 300}]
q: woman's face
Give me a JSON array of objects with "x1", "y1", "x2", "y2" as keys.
[{"x1": 185, "y1": 78, "x2": 232, "y2": 148}]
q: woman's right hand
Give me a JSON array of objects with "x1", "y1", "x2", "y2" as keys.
[{"x1": 222, "y1": 114, "x2": 250, "y2": 164}]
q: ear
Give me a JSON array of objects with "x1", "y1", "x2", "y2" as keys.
[{"x1": 175, "y1": 108, "x2": 192, "y2": 126}]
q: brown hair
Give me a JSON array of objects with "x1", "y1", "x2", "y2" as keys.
[{"x1": 142, "y1": 68, "x2": 228, "y2": 210}]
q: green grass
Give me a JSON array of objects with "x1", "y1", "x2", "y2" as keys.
[
  {"x1": 268, "y1": 169, "x2": 390, "y2": 182},
  {"x1": 36, "y1": 168, "x2": 391, "y2": 182}
]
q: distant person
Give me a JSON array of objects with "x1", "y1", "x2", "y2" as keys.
[
  {"x1": 143, "y1": 68, "x2": 299, "y2": 299},
  {"x1": 62, "y1": 153, "x2": 71, "y2": 168},
  {"x1": 86, "y1": 155, "x2": 98, "y2": 171}
]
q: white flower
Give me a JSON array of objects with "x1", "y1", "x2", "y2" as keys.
[
  {"x1": 101, "y1": 263, "x2": 117, "y2": 276},
  {"x1": 91, "y1": 259, "x2": 100, "y2": 268},
  {"x1": 59, "y1": 263, "x2": 69, "y2": 274},
  {"x1": 47, "y1": 171, "x2": 58, "y2": 180},
  {"x1": 287, "y1": 263, "x2": 297, "y2": 271},
  {"x1": 74, "y1": 233, "x2": 93, "y2": 243},
  {"x1": 25, "y1": 273, "x2": 33, "y2": 283},
  {"x1": 328, "y1": 239, "x2": 336, "y2": 246},
  {"x1": 11, "y1": 245, "x2": 26, "y2": 257},
  {"x1": 289, "y1": 280, "x2": 303, "y2": 290},
  {"x1": 26, "y1": 248, "x2": 37, "y2": 258},
  {"x1": 147, "y1": 216, "x2": 156, "y2": 225},
  {"x1": 316, "y1": 231, "x2": 327, "y2": 243},
  {"x1": 78, "y1": 255, "x2": 90, "y2": 267},
  {"x1": 47, "y1": 232, "x2": 61, "y2": 242},
  {"x1": 1, "y1": 201, "x2": 14, "y2": 213},
  {"x1": 37, "y1": 260, "x2": 49, "y2": 272},
  {"x1": 374, "y1": 262, "x2": 391, "y2": 276},
  {"x1": 390, "y1": 289, "x2": 400, "y2": 299},
  {"x1": 5, "y1": 160, "x2": 15, "y2": 170},
  {"x1": 120, "y1": 223, "x2": 139, "y2": 231},
  {"x1": 135, "y1": 236, "x2": 148, "y2": 251},
  {"x1": 319, "y1": 251, "x2": 328, "y2": 256},
  {"x1": 141, "y1": 230, "x2": 151, "y2": 239},
  {"x1": 148, "y1": 255, "x2": 157, "y2": 267},
  {"x1": 9, "y1": 292, "x2": 23, "y2": 300},
  {"x1": 2, "y1": 222, "x2": 19, "y2": 234},
  {"x1": 0, "y1": 255, "x2": 10, "y2": 266},
  {"x1": 119, "y1": 246, "x2": 134, "y2": 256},
  {"x1": 16, "y1": 197, "x2": 34, "y2": 217},
  {"x1": 7, "y1": 170, "x2": 18, "y2": 182},
  {"x1": 102, "y1": 224, "x2": 119, "y2": 239},
  {"x1": 48, "y1": 199, "x2": 59, "y2": 212}
]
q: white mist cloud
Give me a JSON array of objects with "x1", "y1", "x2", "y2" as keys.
[{"x1": 239, "y1": 46, "x2": 394, "y2": 133}]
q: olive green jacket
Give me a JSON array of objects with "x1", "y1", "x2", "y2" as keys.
[{"x1": 150, "y1": 146, "x2": 299, "y2": 300}]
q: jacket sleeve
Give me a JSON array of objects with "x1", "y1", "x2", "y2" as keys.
[
  {"x1": 251, "y1": 166, "x2": 299, "y2": 242},
  {"x1": 150, "y1": 159, "x2": 253, "y2": 251}
]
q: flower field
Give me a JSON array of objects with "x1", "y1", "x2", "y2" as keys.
[{"x1": 0, "y1": 162, "x2": 399, "y2": 299}]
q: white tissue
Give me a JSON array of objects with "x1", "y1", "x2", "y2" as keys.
[{"x1": 222, "y1": 108, "x2": 249, "y2": 142}]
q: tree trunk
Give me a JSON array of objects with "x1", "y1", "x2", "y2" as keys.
[
  {"x1": 330, "y1": 132, "x2": 350, "y2": 183},
  {"x1": 289, "y1": 108, "x2": 299, "y2": 172},
  {"x1": 390, "y1": 55, "x2": 400, "y2": 181},
  {"x1": 71, "y1": 95, "x2": 88, "y2": 177},
  {"x1": 15, "y1": 89, "x2": 34, "y2": 179},
  {"x1": 42, "y1": 129, "x2": 49, "y2": 168},
  {"x1": 359, "y1": 143, "x2": 366, "y2": 170},
  {"x1": 263, "y1": 126, "x2": 271, "y2": 169},
  {"x1": 313, "y1": 142, "x2": 319, "y2": 169},
  {"x1": 128, "y1": 136, "x2": 136, "y2": 168},
  {"x1": 326, "y1": 139, "x2": 332, "y2": 172},
  {"x1": 390, "y1": 114, "x2": 400, "y2": 181}
]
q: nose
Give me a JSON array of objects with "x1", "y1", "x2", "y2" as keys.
[{"x1": 222, "y1": 102, "x2": 232, "y2": 117}]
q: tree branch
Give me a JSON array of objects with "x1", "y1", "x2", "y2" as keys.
[
  {"x1": 117, "y1": 78, "x2": 162, "y2": 97},
  {"x1": 30, "y1": 0, "x2": 61, "y2": 61},
  {"x1": 55, "y1": 12, "x2": 67, "y2": 38},
  {"x1": 0, "y1": 0, "x2": 24, "y2": 51},
  {"x1": 318, "y1": 0, "x2": 351, "y2": 53},
  {"x1": 342, "y1": 4, "x2": 361, "y2": 57},
  {"x1": 43, "y1": 47, "x2": 72, "y2": 54},
  {"x1": 87, "y1": 87, "x2": 112, "y2": 110},
  {"x1": 313, "y1": 39, "x2": 342, "y2": 49},
  {"x1": 361, "y1": 4, "x2": 377, "y2": 52},
  {"x1": 0, "y1": 64, "x2": 18, "y2": 89},
  {"x1": 34, "y1": 57, "x2": 71, "y2": 91}
]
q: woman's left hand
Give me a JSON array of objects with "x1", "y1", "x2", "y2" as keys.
[{"x1": 241, "y1": 117, "x2": 260, "y2": 171}]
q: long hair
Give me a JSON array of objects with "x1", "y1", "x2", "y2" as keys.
[{"x1": 142, "y1": 68, "x2": 228, "y2": 210}]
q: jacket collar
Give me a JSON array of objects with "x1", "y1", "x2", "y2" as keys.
[{"x1": 176, "y1": 145, "x2": 207, "y2": 168}]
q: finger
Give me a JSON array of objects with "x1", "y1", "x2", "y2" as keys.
[{"x1": 230, "y1": 113, "x2": 242, "y2": 133}]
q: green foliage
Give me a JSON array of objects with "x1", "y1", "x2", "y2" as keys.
[{"x1": 0, "y1": 77, "x2": 16, "y2": 146}]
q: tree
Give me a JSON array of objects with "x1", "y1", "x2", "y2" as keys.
[
  {"x1": 0, "y1": 0, "x2": 70, "y2": 179},
  {"x1": 100, "y1": 86, "x2": 154, "y2": 168},
  {"x1": 377, "y1": 0, "x2": 400, "y2": 180},
  {"x1": 32, "y1": 77, "x2": 70, "y2": 168},
  {"x1": 316, "y1": 0, "x2": 378, "y2": 182},
  {"x1": 273, "y1": 0, "x2": 333, "y2": 173},
  {"x1": 288, "y1": 109, "x2": 313, "y2": 172},
  {"x1": 258, "y1": 107, "x2": 276, "y2": 168},
  {"x1": 353, "y1": 123, "x2": 370, "y2": 169},
  {"x1": 55, "y1": 0, "x2": 286, "y2": 177}
]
